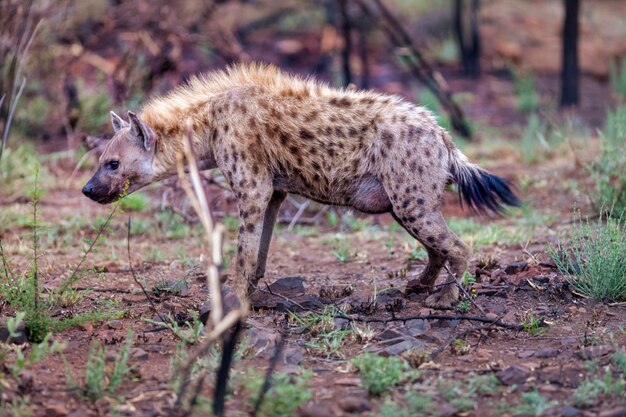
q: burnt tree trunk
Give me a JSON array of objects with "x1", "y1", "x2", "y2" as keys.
[
  {"x1": 453, "y1": 0, "x2": 481, "y2": 77},
  {"x1": 338, "y1": 0, "x2": 353, "y2": 86},
  {"x1": 560, "y1": 0, "x2": 580, "y2": 107}
]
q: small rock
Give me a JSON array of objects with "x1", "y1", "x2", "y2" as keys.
[
  {"x1": 246, "y1": 326, "x2": 278, "y2": 357},
  {"x1": 250, "y1": 289, "x2": 323, "y2": 312},
  {"x1": 267, "y1": 276, "x2": 306, "y2": 297},
  {"x1": 497, "y1": 365, "x2": 530, "y2": 386},
  {"x1": 279, "y1": 347, "x2": 303, "y2": 366},
  {"x1": 131, "y1": 348, "x2": 149, "y2": 361},
  {"x1": 517, "y1": 350, "x2": 535, "y2": 359},
  {"x1": 0, "y1": 317, "x2": 28, "y2": 344},
  {"x1": 578, "y1": 345, "x2": 613, "y2": 360},
  {"x1": 404, "y1": 319, "x2": 429, "y2": 336},
  {"x1": 598, "y1": 408, "x2": 626, "y2": 417},
  {"x1": 107, "y1": 320, "x2": 122, "y2": 330},
  {"x1": 415, "y1": 331, "x2": 448, "y2": 345},
  {"x1": 559, "y1": 406, "x2": 582, "y2": 417},
  {"x1": 199, "y1": 288, "x2": 241, "y2": 324},
  {"x1": 432, "y1": 318, "x2": 460, "y2": 329},
  {"x1": 279, "y1": 294, "x2": 324, "y2": 312},
  {"x1": 376, "y1": 328, "x2": 404, "y2": 341},
  {"x1": 338, "y1": 397, "x2": 371, "y2": 413},
  {"x1": 505, "y1": 261, "x2": 528, "y2": 275},
  {"x1": 535, "y1": 348, "x2": 559, "y2": 358},
  {"x1": 371, "y1": 336, "x2": 425, "y2": 356},
  {"x1": 333, "y1": 317, "x2": 350, "y2": 331}
]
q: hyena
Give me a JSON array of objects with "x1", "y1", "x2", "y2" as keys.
[{"x1": 82, "y1": 63, "x2": 519, "y2": 308}]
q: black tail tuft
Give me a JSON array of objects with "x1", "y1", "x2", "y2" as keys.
[{"x1": 456, "y1": 168, "x2": 521, "y2": 215}]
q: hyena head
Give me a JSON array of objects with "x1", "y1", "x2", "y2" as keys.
[{"x1": 82, "y1": 111, "x2": 156, "y2": 204}]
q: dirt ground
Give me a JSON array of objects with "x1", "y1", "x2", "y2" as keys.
[{"x1": 1, "y1": 132, "x2": 625, "y2": 417}]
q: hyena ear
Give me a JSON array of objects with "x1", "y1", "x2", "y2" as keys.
[
  {"x1": 127, "y1": 111, "x2": 155, "y2": 152},
  {"x1": 110, "y1": 111, "x2": 128, "y2": 133}
]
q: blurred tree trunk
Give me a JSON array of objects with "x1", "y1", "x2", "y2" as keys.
[
  {"x1": 453, "y1": 0, "x2": 481, "y2": 77},
  {"x1": 315, "y1": 0, "x2": 337, "y2": 75},
  {"x1": 560, "y1": 0, "x2": 580, "y2": 107},
  {"x1": 338, "y1": 0, "x2": 353, "y2": 86},
  {"x1": 357, "y1": 18, "x2": 370, "y2": 89}
]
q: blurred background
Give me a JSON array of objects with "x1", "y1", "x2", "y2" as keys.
[
  {"x1": 2, "y1": 0, "x2": 625, "y2": 152},
  {"x1": 1, "y1": 0, "x2": 626, "y2": 220}
]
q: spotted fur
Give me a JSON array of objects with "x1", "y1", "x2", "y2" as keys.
[{"x1": 82, "y1": 62, "x2": 520, "y2": 308}]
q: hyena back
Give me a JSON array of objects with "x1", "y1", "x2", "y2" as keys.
[{"x1": 82, "y1": 63, "x2": 520, "y2": 308}]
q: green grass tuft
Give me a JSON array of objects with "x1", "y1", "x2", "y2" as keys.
[
  {"x1": 589, "y1": 106, "x2": 626, "y2": 215},
  {"x1": 352, "y1": 353, "x2": 418, "y2": 397},
  {"x1": 511, "y1": 390, "x2": 556, "y2": 416},
  {"x1": 514, "y1": 69, "x2": 540, "y2": 113},
  {"x1": 244, "y1": 370, "x2": 312, "y2": 417},
  {"x1": 549, "y1": 212, "x2": 626, "y2": 302}
]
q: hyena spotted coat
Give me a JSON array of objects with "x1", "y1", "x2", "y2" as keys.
[{"x1": 82, "y1": 63, "x2": 520, "y2": 308}]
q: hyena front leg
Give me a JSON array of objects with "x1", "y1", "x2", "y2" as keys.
[
  {"x1": 228, "y1": 174, "x2": 274, "y2": 298},
  {"x1": 255, "y1": 190, "x2": 287, "y2": 281}
]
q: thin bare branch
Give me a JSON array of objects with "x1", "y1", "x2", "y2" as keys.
[
  {"x1": 126, "y1": 216, "x2": 174, "y2": 330},
  {"x1": 173, "y1": 127, "x2": 250, "y2": 416}
]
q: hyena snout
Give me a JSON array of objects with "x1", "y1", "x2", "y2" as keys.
[
  {"x1": 82, "y1": 183, "x2": 96, "y2": 199},
  {"x1": 81, "y1": 176, "x2": 116, "y2": 204}
]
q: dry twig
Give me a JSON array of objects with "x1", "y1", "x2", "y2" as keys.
[{"x1": 171, "y1": 128, "x2": 249, "y2": 417}]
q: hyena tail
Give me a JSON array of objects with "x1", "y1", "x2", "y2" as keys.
[{"x1": 449, "y1": 148, "x2": 521, "y2": 215}]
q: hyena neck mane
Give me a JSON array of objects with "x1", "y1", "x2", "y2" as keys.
[{"x1": 138, "y1": 62, "x2": 342, "y2": 181}]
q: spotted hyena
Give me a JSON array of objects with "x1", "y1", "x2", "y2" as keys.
[{"x1": 82, "y1": 63, "x2": 519, "y2": 308}]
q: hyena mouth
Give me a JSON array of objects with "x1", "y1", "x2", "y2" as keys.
[{"x1": 82, "y1": 185, "x2": 120, "y2": 205}]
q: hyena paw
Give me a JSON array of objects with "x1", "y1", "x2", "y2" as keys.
[{"x1": 424, "y1": 287, "x2": 459, "y2": 310}]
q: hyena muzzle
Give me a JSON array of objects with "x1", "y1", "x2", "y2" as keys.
[{"x1": 82, "y1": 63, "x2": 520, "y2": 309}]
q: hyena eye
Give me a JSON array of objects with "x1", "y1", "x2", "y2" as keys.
[{"x1": 108, "y1": 161, "x2": 120, "y2": 170}]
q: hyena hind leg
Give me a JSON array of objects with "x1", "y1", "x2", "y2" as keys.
[
  {"x1": 392, "y1": 212, "x2": 445, "y2": 293},
  {"x1": 394, "y1": 211, "x2": 470, "y2": 309},
  {"x1": 254, "y1": 191, "x2": 287, "y2": 281}
]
